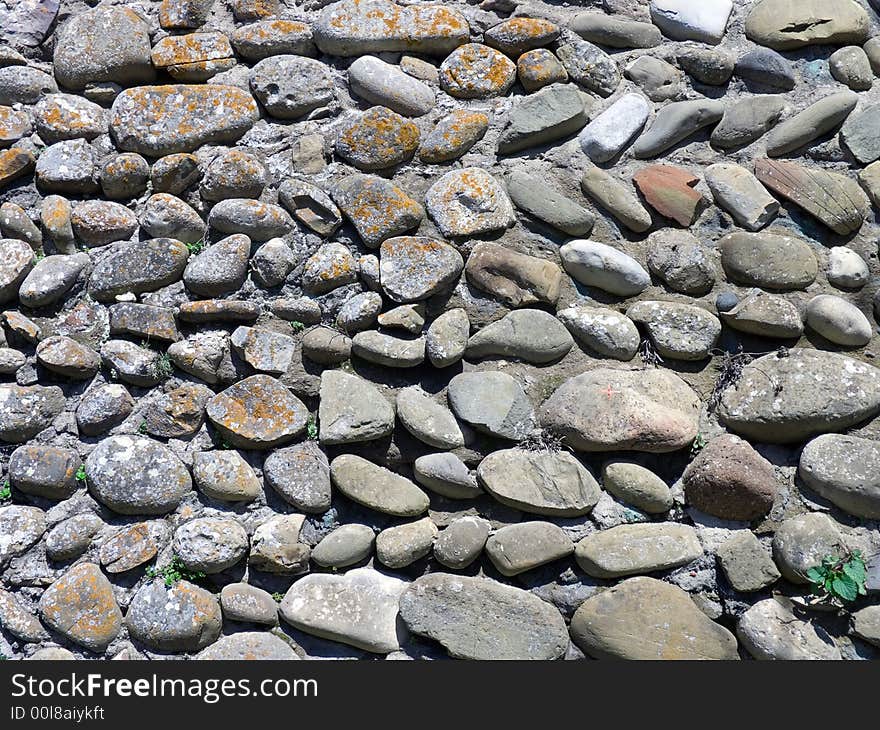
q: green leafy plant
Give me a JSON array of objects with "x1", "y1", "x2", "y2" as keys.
[
  {"x1": 151, "y1": 353, "x2": 174, "y2": 380},
  {"x1": 306, "y1": 415, "x2": 318, "y2": 441},
  {"x1": 289, "y1": 320, "x2": 305, "y2": 334},
  {"x1": 146, "y1": 555, "x2": 206, "y2": 588},
  {"x1": 138, "y1": 419, "x2": 148, "y2": 434},
  {"x1": 34, "y1": 249, "x2": 45, "y2": 261},
  {"x1": 185, "y1": 239, "x2": 206, "y2": 255},
  {"x1": 689, "y1": 432, "x2": 707, "y2": 459},
  {"x1": 0, "y1": 481, "x2": 11, "y2": 502},
  {"x1": 75, "y1": 465, "x2": 87, "y2": 486},
  {"x1": 806, "y1": 548, "x2": 868, "y2": 604},
  {"x1": 271, "y1": 592, "x2": 285, "y2": 603}
]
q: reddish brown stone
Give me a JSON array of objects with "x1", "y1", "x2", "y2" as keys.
[
  {"x1": 633, "y1": 164, "x2": 708, "y2": 227},
  {"x1": 0, "y1": 148, "x2": 35, "y2": 189},
  {"x1": 100, "y1": 523, "x2": 157, "y2": 574}
]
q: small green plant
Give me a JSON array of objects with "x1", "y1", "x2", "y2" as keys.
[
  {"x1": 75, "y1": 465, "x2": 87, "y2": 486},
  {"x1": 0, "y1": 481, "x2": 11, "y2": 502},
  {"x1": 271, "y1": 592, "x2": 285, "y2": 603},
  {"x1": 306, "y1": 415, "x2": 318, "y2": 440},
  {"x1": 289, "y1": 320, "x2": 305, "y2": 334},
  {"x1": 146, "y1": 555, "x2": 206, "y2": 588},
  {"x1": 138, "y1": 419, "x2": 148, "y2": 434},
  {"x1": 689, "y1": 432, "x2": 707, "y2": 459},
  {"x1": 185, "y1": 239, "x2": 206, "y2": 255},
  {"x1": 34, "y1": 249, "x2": 45, "y2": 261},
  {"x1": 151, "y1": 352, "x2": 174, "y2": 380},
  {"x1": 806, "y1": 547, "x2": 868, "y2": 604}
]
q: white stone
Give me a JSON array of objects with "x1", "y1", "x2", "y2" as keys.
[
  {"x1": 705, "y1": 163, "x2": 779, "y2": 231},
  {"x1": 559, "y1": 240, "x2": 650, "y2": 297},
  {"x1": 805, "y1": 294, "x2": 873, "y2": 347},
  {"x1": 650, "y1": 0, "x2": 733, "y2": 44},
  {"x1": 578, "y1": 93, "x2": 651, "y2": 163},
  {"x1": 827, "y1": 247, "x2": 869, "y2": 289}
]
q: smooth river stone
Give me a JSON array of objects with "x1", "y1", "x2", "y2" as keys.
[
  {"x1": 799, "y1": 434, "x2": 880, "y2": 518},
  {"x1": 574, "y1": 523, "x2": 703, "y2": 578},
  {"x1": 745, "y1": 0, "x2": 870, "y2": 51}
]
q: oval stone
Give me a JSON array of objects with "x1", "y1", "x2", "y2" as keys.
[{"x1": 799, "y1": 434, "x2": 880, "y2": 518}]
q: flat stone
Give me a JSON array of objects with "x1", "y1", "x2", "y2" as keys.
[
  {"x1": 264, "y1": 442, "x2": 331, "y2": 513},
  {"x1": 571, "y1": 12, "x2": 662, "y2": 48},
  {"x1": 34, "y1": 93, "x2": 106, "y2": 143},
  {"x1": 484, "y1": 17, "x2": 561, "y2": 56},
  {"x1": 208, "y1": 199, "x2": 293, "y2": 240},
  {"x1": 150, "y1": 32, "x2": 235, "y2": 82},
  {"x1": 0, "y1": 384, "x2": 65, "y2": 442},
  {"x1": 556, "y1": 39, "x2": 621, "y2": 97},
  {"x1": 277, "y1": 179, "x2": 341, "y2": 237},
  {"x1": 101, "y1": 341, "x2": 167, "y2": 387},
  {"x1": 465, "y1": 241, "x2": 562, "y2": 307},
  {"x1": 799, "y1": 434, "x2": 880, "y2": 518},
  {"x1": 677, "y1": 47, "x2": 735, "y2": 85},
  {"x1": 109, "y1": 303, "x2": 179, "y2": 342},
  {"x1": 231, "y1": 20, "x2": 316, "y2": 61},
  {"x1": 399, "y1": 573, "x2": 569, "y2": 660},
  {"x1": 0, "y1": 0, "x2": 59, "y2": 48},
  {"x1": 426, "y1": 308, "x2": 469, "y2": 368},
  {"x1": 53, "y1": 6, "x2": 153, "y2": 90},
  {"x1": 419, "y1": 110, "x2": 489, "y2": 163},
  {"x1": 159, "y1": 0, "x2": 215, "y2": 30},
  {"x1": 737, "y1": 598, "x2": 841, "y2": 660},
  {"x1": 220, "y1": 583, "x2": 279, "y2": 625},
  {"x1": 141, "y1": 383, "x2": 212, "y2": 439},
  {"x1": 141, "y1": 193, "x2": 205, "y2": 242},
  {"x1": 35, "y1": 139, "x2": 97, "y2": 194},
  {"x1": 336, "y1": 106, "x2": 419, "y2": 171},
  {"x1": 602, "y1": 461, "x2": 673, "y2": 513},
  {"x1": 0, "y1": 148, "x2": 36, "y2": 189},
  {"x1": 349, "y1": 55, "x2": 434, "y2": 117},
  {"x1": 633, "y1": 99, "x2": 724, "y2": 158},
  {"x1": 192, "y1": 450, "x2": 261, "y2": 503},
  {"x1": 575, "y1": 523, "x2": 702, "y2": 578},
  {"x1": 559, "y1": 239, "x2": 650, "y2": 297},
  {"x1": 331, "y1": 174, "x2": 424, "y2": 248},
  {"x1": 302, "y1": 326, "x2": 352, "y2": 366},
  {"x1": 571, "y1": 576, "x2": 738, "y2": 659},
  {"x1": 624, "y1": 56, "x2": 681, "y2": 102},
  {"x1": 426, "y1": 168, "x2": 514, "y2": 237},
  {"x1": 649, "y1": 0, "x2": 733, "y2": 44},
  {"x1": 197, "y1": 632, "x2": 299, "y2": 660},
  {"x1": 465, "y1": 309, "x2": 572, "y2": 364},
  {"x1": 230, "y1": 326, "x2": 298, "y2": 374},
  {"x1": 414, "y1": 452, "x2": 481, "y2": 499},
  {"x1": 376, "y1": 517, "x2": 438, "y2": 569},
  {"x1": 184, "y1": 234, "x2": 251, "y2": 298},
  {"x1": 718, "y1": 349, "x2": 880, "y2": 443},
  {"x1": 580, "y1": 163, "x2": 652, "y2": 232},
  {"x1": 0, "y1": 589, "x2": 48, "y2": 643},
  {"x1": 301, "y1": 242, "x2": 357, "y2": 295},
  {"x1": 351, "y1": 331, "x2": 425, "y2": 368},
  {"x1": 250, "y1": 515, "x2": 310, "y2": 574},
  {"x1": 396, "y1": 386, "x2": 464, "y2": 449},
  {"x1": 39, "y1": 563, "x2": 122, "y2": 652},
  {"x1": 75, "y1": 384, "x2": 134, "y2": 436},
  {"x1": 506, "y1": 169, "x2": 594, "y2": 236},
  {"x1": 734, "y1": 48, "x2": 795, "y2": 91},
  {"x1": 719, "y1": 290, "x2": 804, "y2": 339},
  {"x1": 497, "y1": 83, "x2": 587, "y2": 154},
  {"x1": 764, "y1": 92, "x2": 857, "y2": 157},
  {"x1": 539, "y1": 368, "x2": 700, "y2": 453},
  {"x1": 279, "y1": 567, "x2": 408, "y2": 654},
  {"x1": 705, "y1": 163, "x2": 779, "y2": 230},
  {"x1": 8, "y1": 444, "x2": 78, "y2": 500},
  {"x1": 166, "y1": 334, "x2": 226, "y2": 384},
  {"x1": 633, "y1": 164, "x2": 708, "y2": 227},
  {"x1": 0, "y1": 506, "x2": 45, "y2": 567},
  {"x1": 45, "y1": 513, "x2": 104, "y2": 562},
  {"x1": 439, "y1": 43, "x2": 515, "y2": 99},
  {"x1": 717, "y1": 531, "x2": 780, "y2": 592},
  {"x1": 88, "y1": 238, "x2": 189, "y2": 301},
  {"x1": 841, "y1": 104, "x2": 880, "y2": 165},
  {"x1": 645, "y1": 229, "x2": 716, "y2": 295},
  {"x1": 332, "y1": 454, "x2": 430, "y2": 517},
  {"x1": 745, "y1": 0, "x2": 870, "y2": 50},
  {"x1": 486, "y1": 521, "x2": 573, "y2": 576},
  {"x1": 433, "y1": 516, "x2": 490, "y2": 570},
  {"x1": 100, "y1": 523, "x2": 158, "y2": 574},
  {"x1": 773, "y1": 513, "x2": 844, "y2": 584},
  {"x1": 557, "y1": 306, "x2": 640, "y2": 361},
  {"x1": 578, "y1": 93, "x2": 650, "y2": 163},
  {"x1": 477, "y1": 448, "x2": 600, "y2": 517},
  {"x1": 805, "y1": 294, "x2": 872, "y2": 347},
  {"x1": 627, "y1": 300, "x2": 721, "y2": 361},
  {"x1": 312, "y1": 0, "x2": 469, "y2": 56},
  {"x1": 829, "y1": 46, "x2": 873, "y2": 90},
  {"x1": 311, "y1": 524, "x2": 375, "y2": 569},
  {"x1": 126, "y1": 580, "x2": 221, "y2": 652},
  {"x1": 447, "y1": 370, "x2": 535, "y2": 441},
  {"x1": 851, "y1": 606, "x2": 880, "y2": 648},
  {"x1": 319, "y1": 370, "x2": 394, "y2": 445},
  {"x1": 36, "y1": 336, "x2": 100, "y2": 379},
  {"x1": 207, "y1": 375, "x2": 308, "y2": 449},
  {"x1": 718, "y1": 230, "x2": 818, "y2": 290},
  {"x1": 379, "y1": 236, "x2": 462, "y2": 303},
  {"x1": 110, "y1": 85, "x2": 259, "y2": 156}
]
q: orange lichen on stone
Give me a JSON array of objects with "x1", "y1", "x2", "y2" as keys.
[{"x1": 0, "y1": 148, "x2": 35, "y2": 188}]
